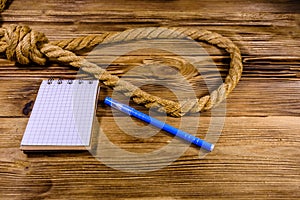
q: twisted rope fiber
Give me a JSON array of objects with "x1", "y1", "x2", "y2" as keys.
[
  {"x1": 0, "y1": 0, "x2": 7, "y2": 12},
  {"x1": 0, "y1": 24, "x2": 242, "y2": 117}
]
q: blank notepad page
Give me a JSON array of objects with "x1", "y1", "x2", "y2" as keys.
[{"x1": 21, "y1": 79, "x2": 99, "y2": 150}]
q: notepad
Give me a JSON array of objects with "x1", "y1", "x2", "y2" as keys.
[{"x1": 20, "y1": 79, "x2": 99, "y2": 151}]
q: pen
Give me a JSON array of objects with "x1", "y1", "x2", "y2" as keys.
[{"x1": 104, "y1": 97, "x2": 214, "y2": 152}]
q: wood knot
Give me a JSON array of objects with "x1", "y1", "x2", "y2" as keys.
[
  {"x1": 22, "y1": 100, "x2": 34, "y2": 115},
  {"x1": 2, "y1": 25, "x2": 48, "y2": 65}
]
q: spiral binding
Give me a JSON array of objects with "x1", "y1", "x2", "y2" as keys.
[
  {"x1": 47, "y1": 77, "x2": 54, "y2": 84},
  {"x1": 57, "y1": 78, "x2": 63, "y2": 84},
  {"x1": 47, "y1": 77, "x2": 95, "y2": 84}
]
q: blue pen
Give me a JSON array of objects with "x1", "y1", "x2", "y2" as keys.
[{"x1": 104, "y1": 97, "x2": 214, "y2": 152}]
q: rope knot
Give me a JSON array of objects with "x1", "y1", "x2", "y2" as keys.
[{"x1": 1, "y1": 25, "x2": 48, "y2": 65}]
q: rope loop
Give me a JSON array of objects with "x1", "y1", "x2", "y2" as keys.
[{"x1": 0, "y1": 24, "x2": 243, "y2": 117}]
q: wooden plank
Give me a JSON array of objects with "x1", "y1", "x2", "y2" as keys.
[
  {"x1": 0, "y1": 117, "x2": 299, "y2": 199},
  {"x1": 1, "y1": 0, "x2": 299, "y2": 57},
  {"x1": 0, "y1": 75, "x2": 299, "y2": 117}
]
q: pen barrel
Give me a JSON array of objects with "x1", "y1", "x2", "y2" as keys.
[
  {"x1": 161, "y1": 123, "x2": 214, "y2": 151},
  {"x1": 104, "y1": 97, "x2": 214, "y2": 152}
]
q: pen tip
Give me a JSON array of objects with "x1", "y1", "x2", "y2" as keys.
[{"x1": 210, "y1": 144, "x2": 214, "y2": 151}]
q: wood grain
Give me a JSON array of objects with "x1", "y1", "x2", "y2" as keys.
[{"x1": 0, "y1": 0, "x2": 299, "y2": 199}]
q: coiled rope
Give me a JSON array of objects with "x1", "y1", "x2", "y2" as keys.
[{"x1": 0, "y1": 1, "x2": 242, "y2": 117}]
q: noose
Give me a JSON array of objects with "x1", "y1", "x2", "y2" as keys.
[{"x1": 0, "y1": 1, "x2": 243, "y2": 117}]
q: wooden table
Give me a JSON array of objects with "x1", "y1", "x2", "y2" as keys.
[{"x1": 0, "y1": 0, "x2": 299, "y2": 199}]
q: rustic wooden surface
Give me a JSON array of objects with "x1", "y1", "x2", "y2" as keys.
[{"x1": 0, "y1": 0, "x2": 299, "y2": 199}]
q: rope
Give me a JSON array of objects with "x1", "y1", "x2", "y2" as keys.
[
  {"x1": 0, "y1": 2, "x2": 243, "y2": 117},
  {"x1": 0, "y1": 0, "x2": 7, "y2": 12}
]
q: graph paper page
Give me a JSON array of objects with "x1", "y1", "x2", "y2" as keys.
[{"x1": 21, "y1": 79, "x2": 99, "y2": 149}]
